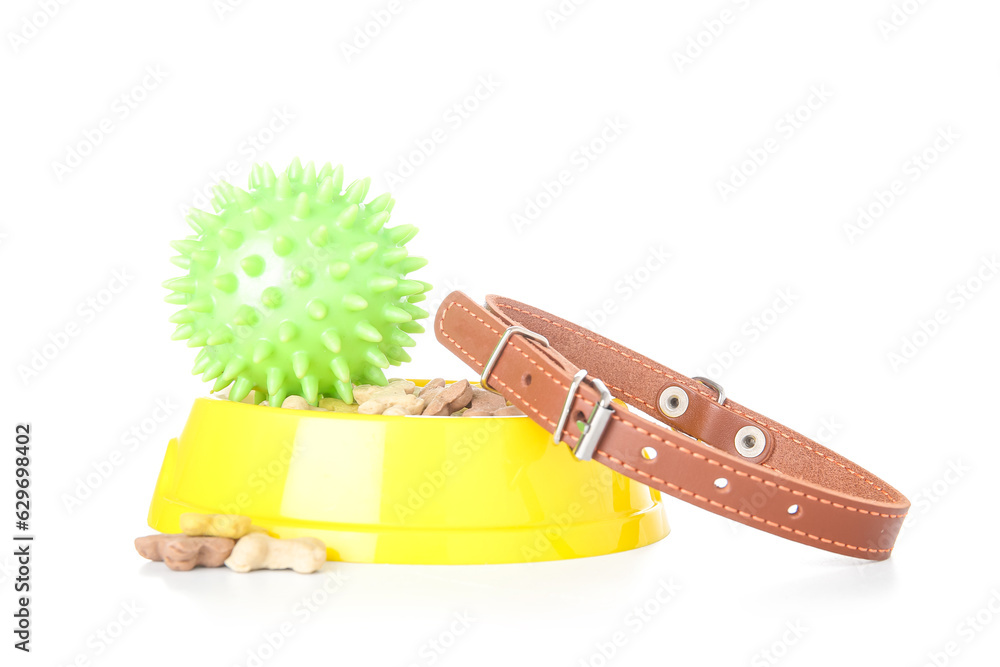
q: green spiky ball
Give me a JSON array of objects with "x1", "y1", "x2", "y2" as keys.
[{"x1": 164, "y1": 158, "x2": 431, "y2": 406}]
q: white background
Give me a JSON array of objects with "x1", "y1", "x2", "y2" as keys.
[{"x1": 2, "y1": 1, "x2": 999, "y2": 665}]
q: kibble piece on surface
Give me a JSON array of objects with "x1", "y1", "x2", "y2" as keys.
[
  {"x1": 493, "y1": 405, "x2": 524, "y2": 416},
  {"x1": 135, "y1": 534, "x2": 235, "y2": 571},
  {"x1": 180, "y1": 513, "x2": 253, "y2": 539},
  {"x1": 224, "y1": 533, "x2": 327, "y2": 574}
]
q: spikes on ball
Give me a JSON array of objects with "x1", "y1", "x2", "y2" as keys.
[{"x1": 165, "y1": 158, "x2": 431, "y2": 405}]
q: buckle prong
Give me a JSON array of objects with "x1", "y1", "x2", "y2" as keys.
[
  {"x1": 480, "y1": 326, "x2": 550, "y2": 394},
  {"x1": 556, "y1": 369, "x2": 614, "y2": 461}
]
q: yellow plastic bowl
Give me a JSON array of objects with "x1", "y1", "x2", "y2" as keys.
[{"x1": 147, "y1": 387, "x2": 669, "y2": 564}]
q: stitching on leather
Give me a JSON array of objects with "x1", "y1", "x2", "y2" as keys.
[
  {"x1": 439, "y1": 300, "x2": 907, "y2": 527},
  {"x1": 595, "y1": 451, "x2": 894, "y2": 554},
  {"x1": 600, "y1": 381, "x2": 658, "y2": 411},
  {"x1": 495, "y1": 303, "x2": 897, "y2": 502},
  {"x1": 593, "y1": 378, "x2": 904, "y2": 512},
  {"x1": 442, "y1": 300, "x2": 906, "y2": 519},
  {"x1": 604, "y1": 413, "x2": 906, "y2": 518},
  {"x1": 439, "y1": 301, "x2": 562, "y2": 427},
  {"x1": 591, "y1": 377, "x2": 902, "y2": 515}
]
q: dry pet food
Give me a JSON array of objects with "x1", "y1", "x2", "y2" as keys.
[
  {"x1": 179, "y1": 512, "x2": 253, "y2": 539},
  {"x1": 135, "y1": 534, "x2": 235, "y2": 571},
  {"x1": 224, "y1": 533, "x2": 327, "y2": 574}
]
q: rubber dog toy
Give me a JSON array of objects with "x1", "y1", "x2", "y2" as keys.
[{"x1": 164, "y1": 159, "x2": 431, "y2": 405}]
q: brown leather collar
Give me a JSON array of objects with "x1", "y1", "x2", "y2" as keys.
[{"x1": 435, "y1": 292, "x2": 910, "y2": 561}]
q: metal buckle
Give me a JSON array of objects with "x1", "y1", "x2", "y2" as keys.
[
  {"x1": 692, "y1": 376, "x2": 726, "y2": 405},
  {"x1": 481, "y1": 327, "x2": 613, "y2": 462},
  {"x1": 480, "y1": 326, "x2": 550, "y2": 394},
  {"x1": 555, "y1": 369, "x2": 614, "y2": 461}
]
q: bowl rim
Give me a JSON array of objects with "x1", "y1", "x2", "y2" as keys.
[{"x1": 201, "y1": 377, "x2": 531, "y2": 421}]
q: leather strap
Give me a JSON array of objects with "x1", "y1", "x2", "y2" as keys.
[{"x1": 435, "y1": 292, "x2": 910, "y2": 561}]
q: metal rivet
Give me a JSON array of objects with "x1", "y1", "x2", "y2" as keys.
[
  {"x1": 734, "y1": 425, "x2": 766, "y2": 458},
  {"x1": 658, "y1": 386, "x2": 689, "y2": 418}
]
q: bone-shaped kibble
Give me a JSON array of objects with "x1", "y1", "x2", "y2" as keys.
[
  {"x1": 224, "y1": 533, "x2": 327, "y2": 574},
  {"x1": 422, "y1": 379, "x2": 474, "y2": 416},
  {"x1": 415, "y1": 378, "x2": 446, "y2": 396},
  {"x1": 358, "y1": 392, "x2": 424, "y2": 415},
  {"x1": 318, "y1": 397, "x2": 359, "y2": 413},
  {"x1": 353, "y1": 380, "x2": 415, "y2": 404},
  {"x1": 387, "y1": 379, "x2": 416, "y2": 394},
  {"x1": 135, "y1": 534, "x2": 235, "y2": 571},
  {"x1": 281, "y1": 395, "x2": 320, "y2": 411},
  {"x1": 460, "y1": 388, "x2": 524, "y2": 417},
  {"x1": 469, "y1": 387, "x2": 507, "y2": 413},
  {"x1": 180, "y1": 513, "x2": 253, "y2": 539}
]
